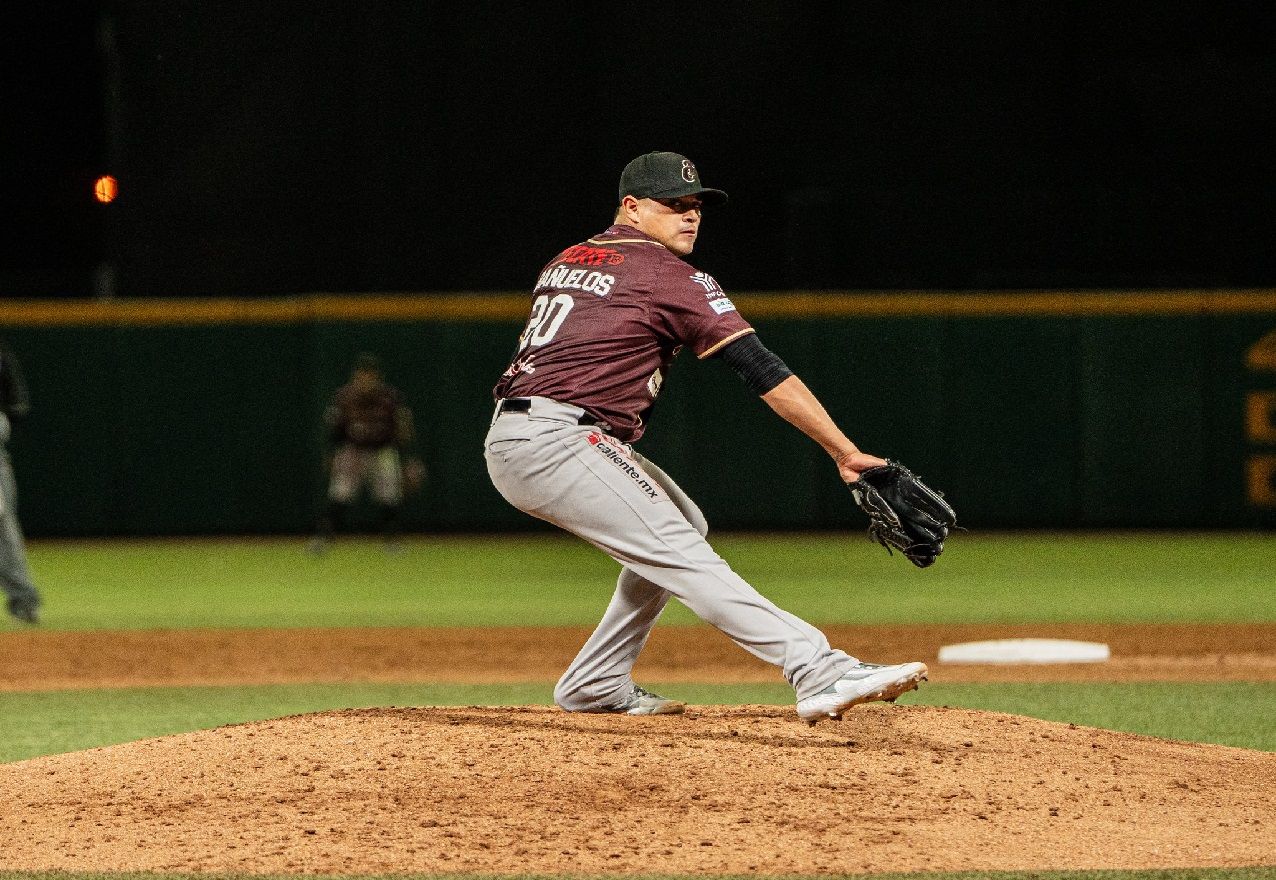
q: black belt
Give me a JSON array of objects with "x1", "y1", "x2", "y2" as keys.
[{"x1": 497, "y1": 397, "x2": 601, "y2": 427}]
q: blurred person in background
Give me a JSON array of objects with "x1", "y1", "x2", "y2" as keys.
[
  {"x1": 0, "y1": 341, "x2": 41, "y2": 624},
  {"x1": 308, "y1": 353, "x2": 423, "y2": 554}
]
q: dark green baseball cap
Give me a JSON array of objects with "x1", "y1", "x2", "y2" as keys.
[
  {"x1": 618, "y1": 152, "x2": 728, "y2": 206},
  {"x1": 353, "y1": 351, "x2": 382, "y2": 373}
]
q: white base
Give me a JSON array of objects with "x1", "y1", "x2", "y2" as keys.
[{"x1": 937, "y1": 638, "x2": 1111, "y2": 665}]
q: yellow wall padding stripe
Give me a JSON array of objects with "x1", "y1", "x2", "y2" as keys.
[
  {"x1": 1, "y1": 290, "x2": 1275, "y2": 326},
  {"x1": 736, "y1": 289, "x2": 1276, "y2": 318},
  {"x1": 0, "y1": 295, "x2": 531, "y2": 326}
]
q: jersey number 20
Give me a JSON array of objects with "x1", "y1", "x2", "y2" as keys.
[{"x1": 518, "y1": 293, "x2": 574, "y2": 350}]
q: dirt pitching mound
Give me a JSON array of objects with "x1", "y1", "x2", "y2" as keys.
[{"x1": 1, "y1": 705, "x2": 1272, "y2": 876}]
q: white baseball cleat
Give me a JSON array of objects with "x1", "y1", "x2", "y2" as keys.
[
  {"x1": 613, "y1": 684, "x2": 686, "y2": 716},
  {"x1": 797, "y1": 661, "x2": 928, "y2": 724}
]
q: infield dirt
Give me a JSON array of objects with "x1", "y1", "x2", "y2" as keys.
[
  {"x1": 2, "y1": 622, "x2": 1273, "y2": 690},
  {"x1": 1, "y1": 622, "x2": 1273, "y2": 876}
]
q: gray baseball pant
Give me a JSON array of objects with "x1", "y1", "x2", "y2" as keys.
[
  {"x1": 0, "y1": 450, "x2": 40, "y2": 608},
  {"x1": 483, "y1": 396, "x2": 856, "y2": 711}
]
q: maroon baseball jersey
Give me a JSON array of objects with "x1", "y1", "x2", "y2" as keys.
[
  {"x1": 494, "y1": 224, "x2": 754, "y2": 442},
  {"x1": 328, "y1": 382, "x2": 404, "y2": 448}
]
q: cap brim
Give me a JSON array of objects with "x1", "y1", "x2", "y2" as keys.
[
  {"x1": 637, "y1": 184, "x2": 728, "y2": 206},
  {"x1": 693, "y1": 187, "x2": 728, "y2": 206}
]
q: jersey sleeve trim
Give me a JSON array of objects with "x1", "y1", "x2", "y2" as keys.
[{"x1": 697, "y1": 327, "x2": 756, "y2": 359}]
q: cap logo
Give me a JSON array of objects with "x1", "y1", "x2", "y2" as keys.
[{"x1": 681, "y1": 159, "x2": 697, "y2": 183}]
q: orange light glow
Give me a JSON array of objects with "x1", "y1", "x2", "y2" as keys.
[{"x1": 94, "y1": 175, "x2": 118, "y2": 203}]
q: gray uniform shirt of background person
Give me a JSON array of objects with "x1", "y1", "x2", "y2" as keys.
[
  {"x1": 485, "y1": 225, "x2": 858, "y2": 711},
  {"x1": 0, "y1": 342, "x2": 42, "y2": 623}
]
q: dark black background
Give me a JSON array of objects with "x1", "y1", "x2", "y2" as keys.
[{"x1": 4, "y1": 1, "x2": 1274, "y2": 298}]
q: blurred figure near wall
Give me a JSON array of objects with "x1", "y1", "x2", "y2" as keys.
[
  {"x1": 308, "y1": 353, "x2": 424, "y2": 554},
  {"x1": 0, "y1": 342, "x2": 41, "y2": 624}
]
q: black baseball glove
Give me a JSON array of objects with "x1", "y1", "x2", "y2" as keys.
[{"x1": 849, "y1": 461, "x2": 956, "y2": 568}]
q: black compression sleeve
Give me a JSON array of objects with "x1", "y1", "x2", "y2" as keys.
[{"x1": 716, "y1": 333, "x2": 794, "y2": 395}]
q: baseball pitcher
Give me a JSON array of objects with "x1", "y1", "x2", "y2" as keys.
[{"x1": 485, "y1": 152, "x2": 951, "y2": 723}]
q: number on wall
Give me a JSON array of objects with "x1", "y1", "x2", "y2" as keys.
[{"x1": 1245, "y1": 328, "x2": 1276, "y2": 507}]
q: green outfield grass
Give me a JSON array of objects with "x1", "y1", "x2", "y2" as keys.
[
  {"x1": 1, "y1": 681, "x2": 1272, "y2": 764},
  {"x1": 1, "y1": 866, "x2": 1275, "y2": 880},
  {"x1": 10, "y1": 532, "x2": 1275, "y2": 631}
]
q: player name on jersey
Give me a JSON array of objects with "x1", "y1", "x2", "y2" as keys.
[{"x1": 535, "y1": 264, "x2": 616, "y2": 297}]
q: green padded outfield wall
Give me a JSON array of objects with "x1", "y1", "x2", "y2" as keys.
[{"x1": 2, "y1": 292, "x2": 1274, "y2": 536}]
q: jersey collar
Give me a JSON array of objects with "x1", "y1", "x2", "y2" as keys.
[{"x1": 589, "y1": 224, "x2": 667, "y2": 249}]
